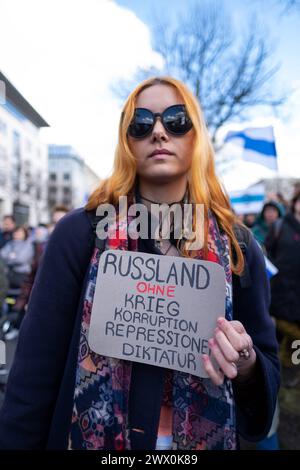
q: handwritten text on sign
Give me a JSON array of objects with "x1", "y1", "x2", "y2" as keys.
[{"x1": 88, "y1": 250, "x2": 226, "y2": 378}]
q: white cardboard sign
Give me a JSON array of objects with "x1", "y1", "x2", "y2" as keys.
[{"x1": 88, "y1": 250, "x2": 226, "y2": 378}]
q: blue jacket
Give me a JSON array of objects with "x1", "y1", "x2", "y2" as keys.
[{"x1": 0, "y1": 208, "x2": 280, "y2": 449}]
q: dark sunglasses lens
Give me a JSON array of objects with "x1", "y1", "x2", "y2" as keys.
[
  {"x1": 128, "y1": 109, "x2": 153, "y2": 138},
  {"x1": 164, "y1": 106, "x2": 192, "y2": 135}
]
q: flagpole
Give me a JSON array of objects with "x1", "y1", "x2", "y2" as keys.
[{"x1": 273, "y1": 126, "x2": 280, "y2": 195}]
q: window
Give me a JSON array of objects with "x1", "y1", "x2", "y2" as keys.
[
  {"x1": 49, "y1": 173, "x2": 56, "y2": 181},
  {"x1": 49, "y1": 187, "x2": 57, "y2": 194},
  {"x1": 13, "y1": 131, "x2": 21, "y2": 158},
  {"x1": 0, "y1": 119, "x2": 7, "y2": 135},
  {"x1": 62, "y1": 198, "x2": 71, "y2": 207},
  {"x1": 63, "y1": 173, "x2": 70, "y2": 181},
  {"x1": 63, "y1": 187, "x2": 71, "y2": 195}
]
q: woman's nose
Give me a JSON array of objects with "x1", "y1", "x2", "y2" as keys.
[{"x1": 151, "y1": 117, "x2": 168, "y2": 140}]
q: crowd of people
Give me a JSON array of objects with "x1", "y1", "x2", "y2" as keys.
[
  {"x1": 0, "y1": 206, "x2": 69, "y2": 340},
  {"x1": 238, "y1": 186, "x2": 300, "y2": 449}
]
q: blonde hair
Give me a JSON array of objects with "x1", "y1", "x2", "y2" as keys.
[{"x1": 86, "y1": 76, "x2": 244, "y2": 274}]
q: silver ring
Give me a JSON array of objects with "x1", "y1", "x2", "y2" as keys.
[{"x1": 239, "y1": 348, "x2": 251, "y2": 360}]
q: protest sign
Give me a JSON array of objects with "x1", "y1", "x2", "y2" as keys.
[{"x1": 88, "y1": 250, "x2": 226, "y2": 377}]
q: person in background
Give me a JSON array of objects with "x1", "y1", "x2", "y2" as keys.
[
  {"x1": 9, "y1": 206, "x2": 69, "y2": 330},
  {"x1": 0, "y1": 216, "x2": 16, "y2": 250},
  {"x1": 0, "y1": 257, "x2": 8, "y2": 314},
  {"x1": 243, "y1": 213, "x2": 256, "y2": 229},
  {"x1": 252, "y1": 201, "x2": 284, "y2": 248},
  {"x1": 9, "y1": 225, "x2": 49, "y2": 330},
  {"x1": 276, "y1": 193, "x2": 290, "y2": 213},
  {"x1": 47, "y1": 205, "x2": 69, "y2": 234},
  {"x1": 0, "y1": 227, "x2": 34, "y2": 294},
  {"x1": 265, "y1": 190, "x2": 300, "y2": 387}
]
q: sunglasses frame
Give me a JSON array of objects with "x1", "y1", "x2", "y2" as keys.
[{"x1": 127, "y1": 104, "x2": 193, "y2": 139}]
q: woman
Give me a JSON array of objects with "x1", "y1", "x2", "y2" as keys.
[{"x1": 0, "y1": 77, "x2": 279, "y2": 450}]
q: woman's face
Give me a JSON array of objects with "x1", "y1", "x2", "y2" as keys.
[{"x1": 128, "y1": 84, "x2": 195, "y2": 184}]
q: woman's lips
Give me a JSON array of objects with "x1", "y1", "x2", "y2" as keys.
[{"x1": 150, "y1": 152, "x2": 173, "y2": 159}]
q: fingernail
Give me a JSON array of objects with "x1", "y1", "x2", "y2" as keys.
[
  {"x1": 217, "y1": 317, "x2": 225, "y2": 325},
  {"x1": 208, "y1": 338, "x2": 215, "y2": 346}
]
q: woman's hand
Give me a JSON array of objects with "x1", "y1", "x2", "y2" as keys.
[{"x1": 202, "y1": 317, "x2": 257, "y2": 386}]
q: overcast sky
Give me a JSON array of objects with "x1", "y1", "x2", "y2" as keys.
[{"x1": 0, "y1": 0, "x2": 299, "y2": 192}]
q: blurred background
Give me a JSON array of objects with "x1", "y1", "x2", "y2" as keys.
[{"x1": 0, "y1": 0, "x2": 300, "y2": 450}]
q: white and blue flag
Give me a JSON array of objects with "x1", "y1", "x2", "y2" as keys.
[
  {"x1": 229, "y1": 183, "x2": 265, "y2": 215},
  {"x1": 264, "y1": 255, "x2": 278, "y2": 279},
  {"x1": 224, "y1": 126, "x2": 278, "y2": 171},
  {"x1": 255, "y1": 240, "x2": 279, "y2": 279}
]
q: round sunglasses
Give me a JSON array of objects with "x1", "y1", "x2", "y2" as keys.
[{"x1": 127, "y1": 104, "x2": 193, "y2": 139}]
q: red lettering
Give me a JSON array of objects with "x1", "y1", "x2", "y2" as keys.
[
  {"x1": 136, "y1": 281, "x2": 147, "y2": 293},
  {"x1": 135, "y1": 282, "x2": 176, "y2": 297}
]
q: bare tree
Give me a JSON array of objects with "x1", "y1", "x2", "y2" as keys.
[{"x1": 113, "y1": 2, "x2": 285, "y2": 145}]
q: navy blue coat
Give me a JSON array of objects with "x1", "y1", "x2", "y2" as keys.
[{"x1": 0, "y1": 208, "x2": 280, "y2": 449}]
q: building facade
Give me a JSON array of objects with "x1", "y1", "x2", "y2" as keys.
[
  {"x1": 48, "y1": 145, "x2": 99, "y2": 210},
  {"x1": 0, "y1": 71, "x2": 49, "y2": 226}
]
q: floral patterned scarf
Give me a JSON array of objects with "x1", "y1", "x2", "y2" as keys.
[{"x1": 68, "y1": 198, "x2": 236, "y2": 450}]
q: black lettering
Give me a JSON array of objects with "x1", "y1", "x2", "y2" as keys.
[
  {"x1": 135, "y1": 295, "x2": 146, "y2": 310},
  {"x1": 167, "y1": 300, "x2": 180, "y2": 317},
  {"x1": 157, "y1": 329, "x2": 165, "y2": 345},
  {"x1": 155, "y1": 297, "x2": 165, "y2": 314},
  {"x1": 133, "y1": 311, "x2": 141, "y2": 323},
  {"x1": 181, "y1": 334, "x2": 191, "y2": 349},
  {"x1": 145, "y1": 295, "x2": 155, "y2": 312},
  {"x1": 178, "y1": 319, "x2": 189, "y2": 331},
  {"x1": 190, "y1": 336, "x2": 202, "y2": 353},
  {"x1": 103, "y1": 252, "x2": 117, "y2": 275},
  {"x1": 147, "y1": 328, "x2": 156, "y2": 343},
  {"x1": 201, "y1": 339, "x2": 210, "y2": 355},
  {"x1": 142, "y1": 312, "x2": 151, "y2": 325},
  {"x1": 177, "y1": 353, "x2": 187, "y2": 368},
  {"x1": 144, "y1": 258, "x2": 156, "y2": 281},
  {"x1": 123, "y1": 343, "x2": 134, "y2": 356},
  {"x1": 123, "y1": 310, "x2": 132, "y2": 322},
  {"x1": 118, "y1": 255, "x2": 132, "y2": 277},
  {"x1": 142, "y1": 345, "x2": 151, "y2": 360},
  {"x1": 136, "y1": 344, "x2": 142, "y2": 358},
  {"x1": 136, "y1": 327, "x2": 147, "y2": 341},
  {"x1": 181, "y1": 261, "x2": 195, "y2": 288},
  {"x1": 115, "y1": 323, "x2": 125, "y2": 336},
  {"x1": 159, "y1": 350, "x2": 170, "y2": 365},
  {"x1": 113, "y1": 307, "x2": 123, "y2": 321},
  {"x1": 187, "y1": 353, "x2": 196, "y2": 370},
  {"x1": 188, "y1": 320, "x2": 198, "y2": 334},
  {"x1": 196, "y1": 265, "x2": 210, "y2": 289},
  {"x1": 155, "y1": 259, "x2": 165, "y2": 283},
  {"x1": 166, "y1": 262, "x2": 178, "y2": 284},
  {"x1": 105, "y1": 321, "x2": 115, "y2": 336},
  {"x1": 126, "y1": 324, "x2": 135, "y2": 337},
  {"x1": 124, "y1": 293, "x2": 134, "y2": 309},
  {"x1": 131, "y1": 256, "x2": 143, "y2": 280}
]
